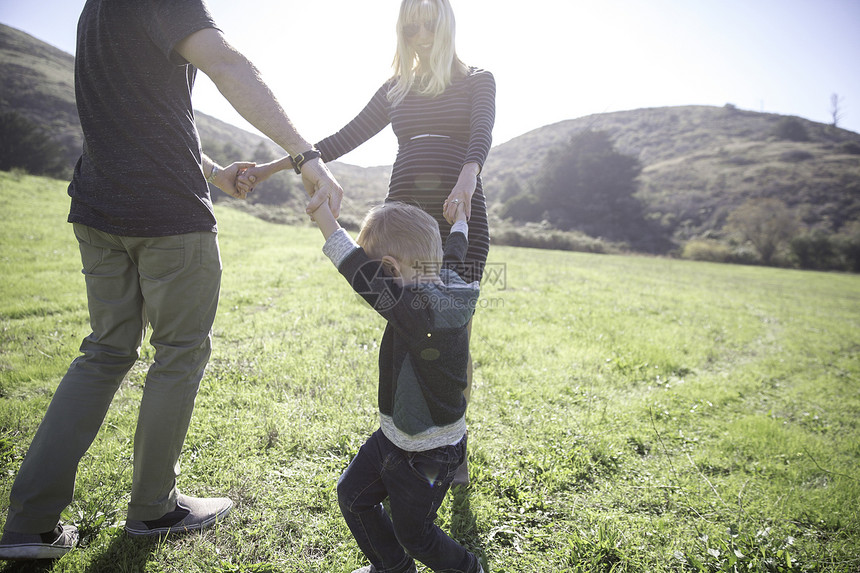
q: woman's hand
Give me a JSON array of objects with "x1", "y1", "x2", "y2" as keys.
[{"x1": 443, "y1": 162, "x2": 480, "y2": 224}]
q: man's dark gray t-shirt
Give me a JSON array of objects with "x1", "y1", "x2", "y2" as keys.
[{"x1": 68, "y1": 0, "x2": 218, "y2": 237}]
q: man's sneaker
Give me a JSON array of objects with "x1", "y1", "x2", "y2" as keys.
[
  {"x1": 0, "y1": 523, "x2": 78, "y2": 560},
  {"x1": 125, "y1": 493, "x2": 232, "y2": 537}
]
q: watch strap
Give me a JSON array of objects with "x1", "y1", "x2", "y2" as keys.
[{"x1": 291, "y1": 149, "x2": 322, "y2": 174}]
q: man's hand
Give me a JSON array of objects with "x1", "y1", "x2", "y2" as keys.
[
  {"x1": 213, "y1": 161, "x2": 256, "y2": 199},
  {"x1": 301, "y1": 159, "x2": 344, "y2": 218}
]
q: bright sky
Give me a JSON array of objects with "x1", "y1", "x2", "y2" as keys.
[{"x1": 3, "y1": 0, "x2": 860, "y2": 167}]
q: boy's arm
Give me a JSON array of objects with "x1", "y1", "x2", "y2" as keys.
[
  {"x1": 443, "y1": 203, "x2": 470, "y2": 265},
  {"x1": 313, "y1": 204, "x2": 413, "y2": 328},
  {"x1": 311, "y1": 201, "x2": 341, "y2": 241},
  {"x1": 316, "y1": 202, "x2": 363, "y2": 272}
]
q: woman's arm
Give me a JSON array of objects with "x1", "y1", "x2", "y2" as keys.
[
  {"x1": 174, "y1": 27, "x2": 343, "y2": 215},
  {"x1": 465, "y1": 70, "x2": 496, "y2": 169},
  {"x1": 315, "y1": 83, "x2": 392, "y2": 163},
  {"x1": 238, "y1": 83, "x2": 393, "y2": 196},
  {"x1": 443, "y1": 70, "x2": 497, "y2": 223},
  {"x1": 236, "y1": 156, "x2": 293, "y2": 195}
]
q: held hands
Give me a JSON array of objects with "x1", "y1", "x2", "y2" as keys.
[
  {"x1": 236, "y1": 164, "x2": 271, "y2": 196},
  {"x1": 443, "y1": 163, "x2": 479, "y2": 224},
  {"x1": 443, "y1": 194, "x2": 469, "y2": 224},
  {"x1": 231, "y1": 155, "x2": 345, "y2": 217},
  {"x1": 236, "y1": 156, "x2": 294, "y2": 196},
  {"x1": 444, "y1": 197, "x2": 468, "y2": 224},
  {"x1": 213, "y1": 161, "x2": 256, "y2": 199},
  {"x1": 304, "y1": 184, "x2": 341, "y2": 240},
  {"x1": 302, "y1": 158, "x2": 344, "y2": 219}
]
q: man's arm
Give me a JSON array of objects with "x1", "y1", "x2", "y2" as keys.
[{"x1": 175, "y1": 28, "x2": 342, "y2": 215}]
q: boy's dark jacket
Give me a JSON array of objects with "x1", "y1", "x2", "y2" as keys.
[{"x1": 323, "y1": 226, "x2": 479, "y2": 451}]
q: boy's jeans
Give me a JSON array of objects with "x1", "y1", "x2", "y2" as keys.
[
  {"x1": 337, "y1": 429, "x2": 478, "y2": 573},
  {"x1": 5, "y1": 224, "x2": 221, "y2": 533}
]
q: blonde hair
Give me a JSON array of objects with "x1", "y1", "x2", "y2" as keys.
[
  {"x1": 357, "y1": 202, "x2": 443, "y2": 272},
  {"x1": 389, "y1": 0, "x2": 467, "y2": 107}
]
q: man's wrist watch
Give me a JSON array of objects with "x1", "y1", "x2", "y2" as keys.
[{"x1": 291, "y1": 148, "x2": 322, "y2": 174}]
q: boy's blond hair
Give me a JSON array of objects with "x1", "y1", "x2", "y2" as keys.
[{"x1": 357, "y1": 202, "x2": 443, "y2": 271}]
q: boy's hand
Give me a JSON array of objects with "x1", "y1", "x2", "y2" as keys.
[
  {"x1": 443, "y1": 195, "x2": 470, "y2": 225},
  {"x1": 449, "y1": 198, "x2": 468, "y2": 224}
]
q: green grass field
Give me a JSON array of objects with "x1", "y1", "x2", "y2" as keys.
[{"x1": 1, "y1": 171, "x2": 858, "y2": 572}]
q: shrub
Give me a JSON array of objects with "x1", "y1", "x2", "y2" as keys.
[
  {"x1": 772, "y1": 117, "x2": 809, "y2": 142},
  {"x1": 833, "y1": 222, "x2": 860, "y2": 272},
  {"x1": 681, "y1": 239, "x2": 732, "y2": 263},
  {"x1": 725, "y1": 198, "x2": 798, "y2": 265},
  {"x1": 499, "y1": 192, "x2": 544, "y2": 223},
  {"x1": 779, "y1": 150, "x2": 814, "y2": 163},
  {"x1": 728, "y1": 243, "x2": 762, "y2": 265},
  {"x1": 840, "y1": 141, "x2": 860, "y2": 155},
  {"x1": 492, "y1": 222, "x2": 616, "y2": 254},
  {"x1": 0, "y1": 111, "x2": 69, "y2": 178},
  {"x1": 790, "y1": 230, "x2": 837, "y2": 270}
]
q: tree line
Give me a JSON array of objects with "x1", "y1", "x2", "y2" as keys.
[
  {"x1": 0, "y1": 112, "x2": 71, "y2": 179},
  {"x1": 4, "y1": 109, "x2": 858, "y2": 272},
  {"x1": 496, "y1": 128, "x2": 860, "y2": 272}
]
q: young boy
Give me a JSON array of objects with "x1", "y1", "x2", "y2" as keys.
[{"x1": 311, "y1": 198, "x2": 483, "y2": 573}]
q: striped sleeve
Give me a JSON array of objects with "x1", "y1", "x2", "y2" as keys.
[
  {"x1": 315, "y1": 83, "x2": 392, "y2": 163},
  {"x1": 465, "y1": 70, "x2": 496, "y2": 169}
]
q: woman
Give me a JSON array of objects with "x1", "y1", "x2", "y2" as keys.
[
  {"x1": 240, "y1": 0, "x2": 494, "y2": 486},
  {"x1": 242, "y1": 0, "x2": 495, "y2": 285}
]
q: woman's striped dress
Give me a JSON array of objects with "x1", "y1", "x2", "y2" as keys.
[{"x1": 316, "y1": 67, "x2": 496, "y2": 284}]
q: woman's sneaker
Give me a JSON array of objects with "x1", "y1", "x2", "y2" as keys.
[
  {"x1": 125, "y1": 493, "x2": 232, "y2": 537},
  {"x1": 0, "y1": 523, "x2": 78, "y2": 560}
]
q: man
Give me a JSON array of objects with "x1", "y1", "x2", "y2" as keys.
[{"x1": 0, "y1": 0, "x2": 342, "y2": 560}]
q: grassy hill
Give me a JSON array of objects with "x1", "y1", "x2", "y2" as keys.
[
  {"x1": 0, "y1": 24, "x2": 79, "y2": 169},
  {"x1": 2, "y1": 171, "x2": 859, "y2": 571},
  {"x1": 485, "y1": 107, "x2": 860, "y2": 249},
  {"x1": 3, "y1": 22, "x2": 860, "y2": 267}
]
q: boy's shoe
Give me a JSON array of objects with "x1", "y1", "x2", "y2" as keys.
[
  {"x1": 0, "y1": 523, "x2": 78, "y2": 560},
  {"x1": 125, "y1": 493, "x2": 232, "y2": 537}
]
